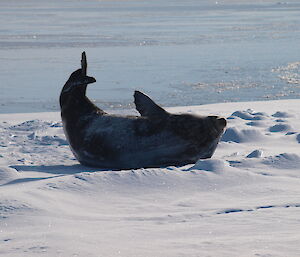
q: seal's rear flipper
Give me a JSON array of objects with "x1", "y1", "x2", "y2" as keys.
[
  {"x1": 81, "y1": 51, "x2": 87, "y2": 76},
  {"x1": 134, "y1": 91, "x2": 168, "y2": 118}
]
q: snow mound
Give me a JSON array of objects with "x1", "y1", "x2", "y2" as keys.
[
  {"x1": 229, "y1": 110, "x2": 268, "y2": 120},
  {"x1": 246, "y1": 121, "x2": 268, "y2": 127},
  {"x1": 272, "y1": 111, "x2": 293, "y2": 118},
  {"x1": 247, "y1": 150, "x2": 263, "y2": 158},
  {"x1": 8, "y1": 120, "x2": 55, "y2": 131},
  {"x1": 263, "y1": 153, "x2": 300, "y2": 170},
  {"x1": 28, "y1": 132, "x2": 68, "y2": 146},
  {"x1": 296, "y1": 134, "x2": 300, "y2": 143},
  {"x1": 0, "y1": 167, "x2": 19, "y2": 185},
  {"x1": 190, "y1": 159, "x2": 230, "y2": 172},
  {"x1": 221, "y1": 127, "x2": 264, "y2": 143},
  {"x1": 269, "y1": 123, "x2": 292, "y2": 132},
  {"x1": 275, "y1": 119, "x2": 286, "y2": 123}
]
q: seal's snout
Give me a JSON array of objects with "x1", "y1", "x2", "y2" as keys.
[
  {"x1": 217, "y1": 117, "x2": 226, "y2": 128},
  {"x1": 208, "y1": 116, "x2": 227, "y2": 131},
  {"x1": 84, "y1": 75, "x2": 96, "y2": 85}
]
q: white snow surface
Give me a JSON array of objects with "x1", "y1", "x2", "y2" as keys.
[{"x1": 1, "y1": 99, "x2": 300, "y2": 257}]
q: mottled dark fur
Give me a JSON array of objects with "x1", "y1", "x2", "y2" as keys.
[{"x1": 60, "y1": 56, "x2": 226, "y2": 169}]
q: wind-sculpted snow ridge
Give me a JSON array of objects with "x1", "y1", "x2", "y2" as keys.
[{"x1": 1, "y1": 99, "x2": 300, "y2": 257}]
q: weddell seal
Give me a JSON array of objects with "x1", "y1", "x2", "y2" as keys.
[{"x1": 59, "y1": 52, "x2": 226, "y2": 169}]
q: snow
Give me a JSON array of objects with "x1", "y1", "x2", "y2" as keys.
[{"x1": 1, "y1": 99, "x2": 300, "y2": 256}]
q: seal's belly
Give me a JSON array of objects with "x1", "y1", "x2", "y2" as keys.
[
  {"x1": 69, "y1": 115, "x2": 187, "y2": 168},
  {"x1": 68, "y1": 114, "x2": 219, "y2": 169}
]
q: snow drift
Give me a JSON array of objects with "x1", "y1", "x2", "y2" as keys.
[{"x1": 1, "y1": 99, "x2": 300, "y2": 257}]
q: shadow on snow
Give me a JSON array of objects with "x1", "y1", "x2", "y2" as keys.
[{"x1": 10, "y1": 164, "x2": 106, "y2": 175}]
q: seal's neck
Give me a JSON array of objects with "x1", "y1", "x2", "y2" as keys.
[{"x1": 60, "y1": 84, "x2": 103, "y2": 118}]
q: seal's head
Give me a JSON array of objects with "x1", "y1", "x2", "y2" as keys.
[
  {"x1": 207, "y1": 115, "x2": 227, "y2": 137},
  {"x1": 59, "y1": 69, "x2": 96, "y2": 108},
  {"x1": 61, "y1": 69, "x2": 96, "y2": 94}
]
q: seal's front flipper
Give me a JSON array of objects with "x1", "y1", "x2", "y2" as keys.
[{"x1": 134, "y1": 91, "x2": 168, "y2": 118}]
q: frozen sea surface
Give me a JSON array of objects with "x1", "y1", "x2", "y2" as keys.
[{"x1": 1, "y1": 0, "x2": 300, "y2": 113}]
